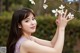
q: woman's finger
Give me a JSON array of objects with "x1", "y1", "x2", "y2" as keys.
[
  {"x1": 66, "y1": 13, "x2": 74, "y2": 21},
  {"x1": 67, "y1": 16, "x2": 74, "y2": 21},
  {"x1": 66, "y1": 12, "x2": 71, "y2": 20},
  {"x1": 63, "y1": 9, "x2": 68, "y2": 18}
]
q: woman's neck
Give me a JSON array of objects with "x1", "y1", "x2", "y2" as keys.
[{"x1": 22, "y1": 32, "x2": 32, "y2": 40}]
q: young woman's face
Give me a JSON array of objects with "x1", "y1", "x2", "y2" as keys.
[{"x1": 19, "y1": 13, "x2": 37, "y2": 35}]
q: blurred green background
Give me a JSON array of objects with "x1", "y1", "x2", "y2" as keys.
[{"x1": 0, "y1": 0, "x2": 80, "y2": 53}]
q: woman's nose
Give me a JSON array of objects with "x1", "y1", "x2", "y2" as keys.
[{"x1": 31, "y1": 20, "x2": 35, "y2": 25}]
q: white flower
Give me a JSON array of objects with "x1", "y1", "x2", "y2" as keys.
[
  {"x1": 58, "y1": 10, "x2": 64, "y2": 15},
  {"x1": 29, "y1": 0, "x2": 33, "y2": 2},
  {"x1": 43, "y1": 4, "x2": 48, "y2": 9},
  {"x1": 67, "y1": 13, "x2": 74, "y2": 19},
  {"x1": 52, "y1": 9, "x2": 58, "y2": 16},
  {"x1": 31, "y1": 1, "x2": 35, "y2": 5},
  {"x1": 67, "y1": 13, "x2": 71, "y2": 18},
  {"x1": 52, "y1": 9, "x2": 58, "y2": 13},
  {"x1": 59, "y1": 4, "x2": 65, "y2": 10},
  {"x1": 71, "y1": 14, "x2": 74, "y2": 19},
  {"x1": 52, "y1": 4, "x2": 74, "y2": 17},
  {"x1": 71, "y1": 14, "x2": 74, "y2": 17},
  {"x1": 69, "y1": 2, "x2": 72, "y2": 4},
  {"x1": 52, "y1": 10, "x2": 56, "y2": 13},
  {"x1": 54, "y1": 13, "x2": 58, "y2": 17},
  {"x1": 44, "y1": 0, "x2": 47, "y2": 3},
  {"x1": 58, "y1": 4, "x2": 65, "y2": 15},
  {"x1": 29, "y1": 0, "x2": 35, "y2": 5}
]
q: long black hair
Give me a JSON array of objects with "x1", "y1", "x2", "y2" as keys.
[{"x1": 7, "y1": 8, "x2": 35, "y2": 53}]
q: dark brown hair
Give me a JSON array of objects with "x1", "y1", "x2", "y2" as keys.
[{"x1": 7, "y1": 8, "x2": 35, "y2": 53}]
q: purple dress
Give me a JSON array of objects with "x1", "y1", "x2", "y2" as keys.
[{"x1": 14, "y1": 36, "x2": 27, "y2": 53}]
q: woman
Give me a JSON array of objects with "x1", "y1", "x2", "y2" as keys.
[{"x1": 7, "y1": 8, "x2": 74, "y2": 53}]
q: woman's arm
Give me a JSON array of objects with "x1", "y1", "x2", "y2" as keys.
[
  {"x1": 53, "y1": 27, "x2": 65, "y2": 53},
  {"x1": 31, "y1": 26, "x2": 65, "y2": 53},
  {"x1": 20, "y1": 40, "x2": 57, "y2": 53}
]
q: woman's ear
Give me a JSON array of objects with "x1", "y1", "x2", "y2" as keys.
[{"x1": 18, "y1": 24, "x2": 22, "y2": 28}]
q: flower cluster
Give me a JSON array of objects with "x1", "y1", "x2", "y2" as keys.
[
  {"x1": 52, "y1": 4, "x2": 74, "y2": 18},
  {"x1": 28, "y1": 0, "x2": 74, "y2": 18},
  {"x1": 43, "y1": 0, "x2": 48, "y2": 9},
  {"x1": 29, "y1": 0, "x2": 48, "y2": 9}
]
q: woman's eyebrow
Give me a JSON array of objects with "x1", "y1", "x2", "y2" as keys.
[
  {"x1": 25, "y1": 17, "x2": 30, "y2": 20},
  {"x1": 24, "y1": 16, "x2": 35, "y2": 20}
]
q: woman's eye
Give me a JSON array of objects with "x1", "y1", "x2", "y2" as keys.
[
  {"x1": 25, "y1": 20, "x2": 29, "y2": 22},
  {"x1": 32, "y1": 18, "x2": 35, "y2": 20}
]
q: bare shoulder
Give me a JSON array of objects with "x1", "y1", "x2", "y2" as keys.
[
  {"x1": 21, "y1": 40, "x2": 34, "y2": 49},
  {"x1": 20, "y1": 40, "x2": 32, "y2": 53}
]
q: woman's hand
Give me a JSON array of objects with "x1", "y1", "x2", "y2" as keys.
[{"x1": 56, "y1": 9, "x2": 74, "y2": 28}]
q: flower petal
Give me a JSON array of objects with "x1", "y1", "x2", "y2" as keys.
[
  {"x1": 31, "y1": 1, "x2": 35, "y2": 5},
  {"x1": 67, "y1": 12, "x2": 72, "y2": 18},
  {"x1": 58, "y1": 10, "x2": 64, "y2": 14},
  {"x1": 55, "y1": 13, "x2": 58, "y2": 17},
  {"x1": 29, "y1": 0, "x2": 33, "y2": 2},
  {"x1": 59, "y1": 4, "x2": 65, "y2": 9},
  {"x1": 44, "y1": 0, "x2": 47, "y2": 3},
  {"x1": 43, "y1": 4, "x2": 48, "y2": 9},
  {"x1": 52, "y1": 10, "x2": 56, "y2": 13}
]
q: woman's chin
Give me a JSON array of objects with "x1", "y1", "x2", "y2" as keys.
[{"x1": 31, "y1": 29, "x2": 36, "y2": 33}]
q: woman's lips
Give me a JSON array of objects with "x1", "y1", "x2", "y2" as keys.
[{"x1": 30, "y1": 26, "x2": 36, "y2": 29}]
